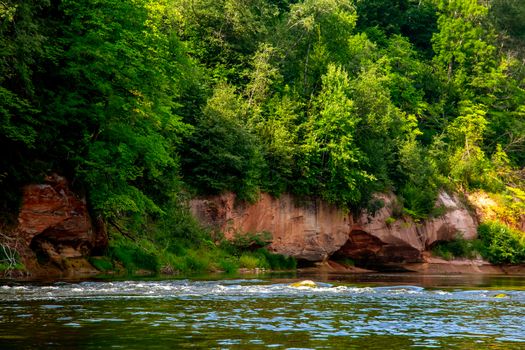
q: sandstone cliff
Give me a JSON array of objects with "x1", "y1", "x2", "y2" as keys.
[
  {"x1": 9, "y1": 174, "x2": 106, "y2": 276},
  {"x1": 191, "y1": 191, "x2": 478, "y2": 267}
]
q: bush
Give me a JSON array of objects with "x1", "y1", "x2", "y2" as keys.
[
  {"x1": 151, "y1": 201, "x2": 210, "y2": 250},
  {"x1": 331, "y1": 256, "x2": 355, "y2": 267},
  {"x1": 478, "y1": 221, "x2": 525, "y2": 264},
  {"x1": 239, "y1": 253, "x2": 266, "y2": 269},
  {"x1": 102, "y1": 216, "x2": 296, "y2": 275},
  {"x1": 182, "y1": 250, "x2": 210, "y2": 272},
  {"x1": 431, "y1": 234, "x2": 480, "y2": 260},
  {"x1": 109, "y1": 239, "x2": 161, "y2": 273},
  {"x1": 256, "y1": 249, "x2": 296, "y2": 270},
  {"x1": 229, "y1": 231, "x2": 272, "y2": 251},
  {"x1": 218, "y1": 257, "x2": 239, "y2": 274},
  {"x1": 88, "y1": 256, "x2": 113, "y2": 271},
  {"x1": 236, "y1": 249, "x2": 296, "y2": 270},
  {"x1": 400, "y1": 183, "x2": 437, "y2": 221}
]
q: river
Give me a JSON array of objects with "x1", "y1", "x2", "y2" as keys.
[{"x1": 1, "y1": 273, "x2": 525, "y2": 349}]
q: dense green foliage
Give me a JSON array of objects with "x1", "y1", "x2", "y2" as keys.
[
  {"x1": 104, "y1": 231, "x2": 295, "y2": 274},
  {"x1": 1, "y1": 0, "x2": 524, "y2": 270},
  {"x1": 432, "y1": 222, "x2": 525, "y2": 264},
  {"x1": 478, "y1": 221, "x2": 525, "y2": 264}
]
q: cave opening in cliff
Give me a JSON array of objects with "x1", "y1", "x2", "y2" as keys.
[
  {"x1": 30, "y1": 233, "x2": 52, "y2": 265},
  {"x1": 295, "y1": 259, "x2": 319, "y2": 268},
  {"x1": 331, "y1": 229, "x2": 385, "y2": 269}
]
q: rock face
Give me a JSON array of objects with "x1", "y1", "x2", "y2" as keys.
[
  {"x1": 191, "y1": 193, "x2": 350, "y2": 261},
  {"x1": 349, "y1": 192, "x2": 478, "y2": 265},
  {"x1": 468, "y1": 190, "x2": 525, "y2": 232},
  {"x1": 14, "y1": 174, "x2": 106, "y2": 275},
  {"x1": 190, "y1": 191, "x2": 479, "y2": 266}
]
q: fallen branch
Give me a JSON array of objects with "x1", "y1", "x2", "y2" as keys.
[{"x1": 108, "y1": 220, "x2": 136, "y2": 242}]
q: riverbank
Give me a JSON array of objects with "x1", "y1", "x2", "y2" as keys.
[
  {"x1": 297, "y1": 258, "x2": 525, "y2": 276},
  {"x1": 4, "y1": 257, "x2": 525, "y2": 284},
  {"x1": 2, "y1": 175, "x2": 523, "y2": 281}
]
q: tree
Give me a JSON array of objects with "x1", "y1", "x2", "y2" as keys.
[
  {"x1": 299, "y1": 64, "x2": 372, "y2": 206},
  {"x1": 445, "y1": 101, "x2": 491, "y2": 188},
  {"x1": 279, "y1": 0, "x2": 357, "y2": 96},
  {"x1": 254, "y1": 88, "x2": 303, "y2": 196},
  {"x1": 355, "y1": 0, "x2": 438, "y2": 55},
  {"x1": 432, "y1": 0, "x2": 498, "y2": 95},
  {"x1": 46, "y1": 0, "x2": 193, "y2": 223},
  {"x1": 172, "y1": 0, "x2": 281, "y2": 84},
  {"x1": 181, "y1": 84, "x2": 263, "y2": 201},
  {"x1": 0, "y1": 1, "x2": 55, "y2": 216}
]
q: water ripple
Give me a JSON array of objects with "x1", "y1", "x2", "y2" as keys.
[{"x1": 0, "y1": 278, "x2": 525, "y2": 348}]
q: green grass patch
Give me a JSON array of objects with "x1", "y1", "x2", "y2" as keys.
[
  {"x1": 95, "y1": 201, "x2": 297, "y2": 276},
  {"x1": 239, "y1": 253, "x2": 265, "y2": 269},
  {"x1": 237, "y1": 249, "x2": 296, "y2": 270},
  {"x1": 217, "y1": 257, "x2": 239, "y2": 274}
]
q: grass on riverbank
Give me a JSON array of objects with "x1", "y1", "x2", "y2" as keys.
[
  {"x1": 95, "y1": 234, "x2": 296, "y2": 276},
  {"x1": 95, "y1": 201, "x2": 297, "y2": 275},
  {"x1": 92, "y1": 205, "x2": 297, "y2": 278}
]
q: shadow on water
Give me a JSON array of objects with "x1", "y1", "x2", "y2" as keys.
[{"x1": 295, "y1": 272, "x2": 525, "y2": 290}]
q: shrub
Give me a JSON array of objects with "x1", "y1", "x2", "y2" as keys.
[
  {"x1": 256, "y1": 249, "x2": 296, "y2": 270},
  {"x1": 477, "y1": 221, "x2": 525, "y2": 264},
  {"x1": 109, "y1": 239, "x2": 161, "y2": 273},
  {"x1": 151, "y1": 201, "x2": 210, "y2": 250},
  {"x1": 218, "y1": 258, "x2": 239, "y2": 274},
  {"x1": 385, "y1": 217, "x2": 396, "y2": 226},
  {"x1": 182, "y1": 250, "x2": 210, "y2": 272},
  {"x1": 432, "y1": 244, "x2": 453, "y2": 260},
  {"x1": 88, "y1": 256, "x2": 113, "y2": 271},
  {"x1": 235, "y1": 249, "x2": 296, "y2": 270},
  {"x1": 230, "y1": 231, "x2": 272, "y2": 250},
  {"x1": 400, "y1": 183, "x2": 438, "y2": 221},
  {"x1": 431, "y1": 234, "x2": 485, "y2": 260},
  {"x1": 239, "y1": 253, "x2": 266, "y2": 269},
  {"x1": 333, "y1": 257, "x2": 355, "y2": 266}
]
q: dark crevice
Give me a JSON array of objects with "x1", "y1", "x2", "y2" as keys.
[{"x1": 331, "y1": 229, "x2": 421, "y2": 270}]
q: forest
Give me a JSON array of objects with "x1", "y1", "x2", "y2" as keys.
[{"x1": 1, "y1": 0, "x2": 524, "y2": 272}]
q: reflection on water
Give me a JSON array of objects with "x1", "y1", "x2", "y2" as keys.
[{"x1": 1, "y1": 274, "x2": 525, "y2": 349}]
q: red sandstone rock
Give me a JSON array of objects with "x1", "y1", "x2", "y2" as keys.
[
  {"x1": 192, "y1": 193, "x2": 350, "y2": 261},
  {"x1": 190, "y1": 190, "x2": 479, "y2": 265},
  {"x1": 14, "y1": 174, "x2": 105, "y2": 274}
]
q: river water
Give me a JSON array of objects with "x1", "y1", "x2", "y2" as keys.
[{"x1": 1, "y1": 273, "x2": 525, "y2": 349}]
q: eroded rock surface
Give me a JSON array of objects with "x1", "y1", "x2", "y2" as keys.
[
  {"x1": 14, "y1": 174, "x2": 106, "y2": 275},
  {"x1": 468, "y1": 190, "x2": 525, "y2": 232},
  {"x1": 191, "y1": 193, "x2": 350, "y2": 261},
  {"x1": 350, "y1": 192, "x2": 478, "y2": 264},
  {"x1": 191, "y1": 191, "x2": 479, "y2": 266}
]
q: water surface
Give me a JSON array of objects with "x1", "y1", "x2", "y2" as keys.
[{"x1": 1, "y1": 274, "x2": 525, "y2": 349}]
